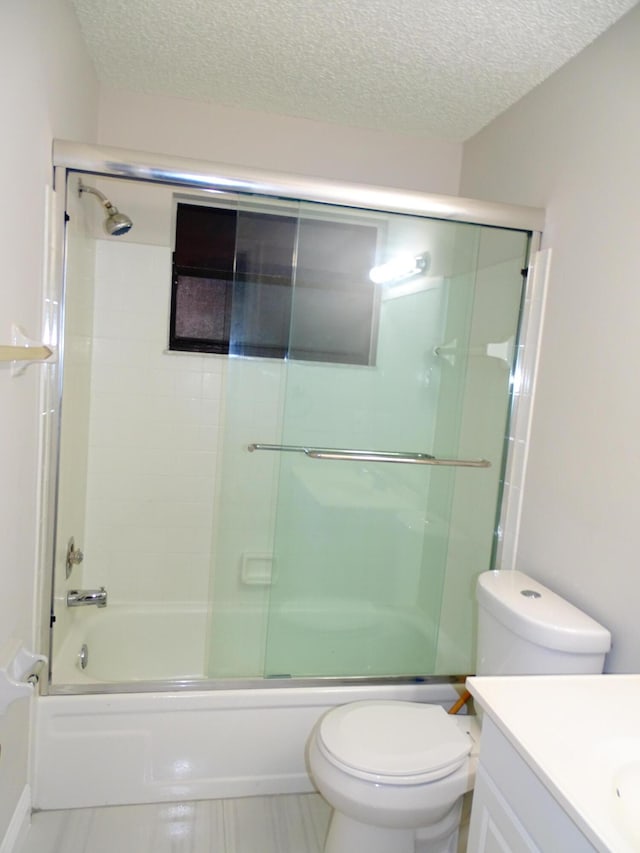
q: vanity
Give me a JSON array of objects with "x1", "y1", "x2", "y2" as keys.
[{"x1": 466, "y1": 674, "x2": 640, "y2": 852}]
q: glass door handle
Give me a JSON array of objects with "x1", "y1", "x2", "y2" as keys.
[{"x1": 247, "y1": 443, "x2": 490, "y2": 468}]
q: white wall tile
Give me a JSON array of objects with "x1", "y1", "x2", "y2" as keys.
[{"x1": 82, "y1": 242, "x2": 220, "y2": 604}]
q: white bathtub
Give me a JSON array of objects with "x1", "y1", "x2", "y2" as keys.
[
  {"x1": 52, "y1": 603, "x2": 207, "y2": 683},
  {"x1": 37, "y1": 605, "x2": 463, "y2": 810},
  {"x1": 53, "y1": 601, "x2": 441, "y2": 683}
]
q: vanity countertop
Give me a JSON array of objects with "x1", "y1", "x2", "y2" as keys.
[{"x1": 467, "y1": 674, "x2": 640, "y2": 853}]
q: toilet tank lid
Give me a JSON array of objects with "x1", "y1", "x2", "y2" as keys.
[{"x1": 477, "y1": 571, "x2": 611, "y2": 654}]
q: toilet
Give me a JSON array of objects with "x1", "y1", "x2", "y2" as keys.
[{"x1": 307, "y1": 570, "x2": 611, "y2": 853}]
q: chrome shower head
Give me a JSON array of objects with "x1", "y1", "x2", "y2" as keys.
[{"x1": 78, "y1": 181, "x2": 133, "y2": 236}]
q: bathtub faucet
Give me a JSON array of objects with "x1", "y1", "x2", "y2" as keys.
[{"x1": 66, "y1": 587, "x2": 108, "y2": 608}]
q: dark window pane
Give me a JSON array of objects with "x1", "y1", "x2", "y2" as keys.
[
  {"x1": 289, "y1": 287, "x2": 374, "y2": 364},
  {"x1": 230, "y1": 280, "x2": 292, "y2": 357},
  {"x1": 236, "y1": 211, "x2": 297, "y2": 282},
  {"x1": 171, "y1": 274, "x2": 232, "y2": 353},
  {"x1": 174, "y1": 204, "x2": 237, "y2": 273},
  {"x1": 170, "y1": 202, "x2": 379, "y2": 365},
  {"x1": 296, "y1": 219, "x2": 378, "y2": 288},
  {"x1": 290, "y1": 218, "x2": 377, "y2": 363}
]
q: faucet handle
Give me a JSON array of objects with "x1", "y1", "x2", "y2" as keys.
[{"x1": 65, "y1": 537, "x2": 84, "y2": 578}]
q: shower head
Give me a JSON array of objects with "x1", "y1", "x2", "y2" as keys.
[{"x1": 78, "y1": 181, "x2": 133, "y2": 236}]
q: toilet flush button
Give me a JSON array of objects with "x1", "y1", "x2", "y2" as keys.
[{"x1": 521, "y1": 589, "x2": 542, "y2": 599}]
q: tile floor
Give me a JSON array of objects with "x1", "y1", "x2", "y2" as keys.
[
  {"x1": 18, "y1": 794, "x2": 331, "y2": 853},
  {"x1": 18, "y1": 791, "x2": 472, "y2": 853}
]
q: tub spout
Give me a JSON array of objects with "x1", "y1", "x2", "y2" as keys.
[{"x1": 67, "y1": 587, "x2": 107, "y2": 608}]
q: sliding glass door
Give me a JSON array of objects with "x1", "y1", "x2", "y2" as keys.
[{"x1": 207, "y1": 196, "x2": 529, "y2": 678}]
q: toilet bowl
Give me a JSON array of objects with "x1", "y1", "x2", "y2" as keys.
[
  {"x1": 307, "y1": 700, "x2": 479, "y2": 853},
  {"x1": 307, "y1": 570, "x2": 611, "y2": 853}
]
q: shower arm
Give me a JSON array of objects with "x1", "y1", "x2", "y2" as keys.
[
  {"x1": 78, "y1": 182, "x2": 117, "y2": 214},
  {"x1": 247, "y1": 443, "x2": 490, "y2": 468}
]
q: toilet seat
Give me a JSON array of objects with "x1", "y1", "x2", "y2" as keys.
[{"x1": 317, "y1": 700, "x2": 472, "y2": 785}]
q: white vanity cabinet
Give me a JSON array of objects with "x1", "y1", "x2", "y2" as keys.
[
  {"x1": 466, "y1": 675, "x2": 640, "y2": 853},
  {"x1": 467, "y1": 716, "x2": 596, "y2": 852}
]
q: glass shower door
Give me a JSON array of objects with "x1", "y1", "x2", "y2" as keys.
[{"x1": 262, "y1": 209, "x2": 529, "y2": 678}]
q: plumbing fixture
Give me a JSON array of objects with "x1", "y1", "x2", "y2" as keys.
[
  {"x1": 78, "y1": 644, "x2": 89, "y2": 670},
  {"x1": 65, "y1": 536, "x2": 84, "y2": 579},
  {"x1": 78, "y1": 181, "x2": 133, "y2": 236},
  {"x1": 67, "y1": 587, "x2": 107, "y2": 608}
]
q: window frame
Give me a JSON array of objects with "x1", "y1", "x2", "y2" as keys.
[{"x1": 169, "y1": 195, "x2": 386, "y2": 365}]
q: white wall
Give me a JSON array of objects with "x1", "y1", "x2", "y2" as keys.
[
  {"x1": 0, "y1": 0, "x2": 97, "y2": 842},
  {"x1": 97, "y1": 88, "x2": 463, "y2": 195},
  {"x1": 460, "y1": 3, "x2": 640, "y2": 672}
]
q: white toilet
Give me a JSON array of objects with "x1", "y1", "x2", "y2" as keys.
[{"x1": 307, "y1": 570, "x2": 611, "y2": 853}]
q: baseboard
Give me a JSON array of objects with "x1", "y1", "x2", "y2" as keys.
[{"x1": 0, "y1": 785, "x2": 31, "y2": 853}]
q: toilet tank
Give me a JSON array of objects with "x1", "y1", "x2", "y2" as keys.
[{"x1": 476, "y1": 570, "x2": 611, "y2": 676}]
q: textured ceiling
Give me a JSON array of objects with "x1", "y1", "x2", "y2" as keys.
[{"x1": 71, "y1": 0, "x2": 637, "y2": 140}]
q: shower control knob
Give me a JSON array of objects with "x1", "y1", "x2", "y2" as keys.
[{"x1": 65, "y1": 537, "x2": 84, "y2": 578}]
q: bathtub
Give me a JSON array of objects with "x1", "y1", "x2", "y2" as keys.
[
  {"x1": 36, "y1": 604, "x2": 463, "y2": 810},
  {"x1": 52, "y1": 603, "x2": 208, "y2": 683},
  {"x1": 52, "y1": 601, "x2": 442, "y2": 684}
]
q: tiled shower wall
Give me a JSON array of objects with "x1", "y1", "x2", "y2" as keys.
[{"x1": 82, "y1": 240, "x2": 223, "y2": 604}]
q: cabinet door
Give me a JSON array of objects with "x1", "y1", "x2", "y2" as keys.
[{"x1": 468, "y1": 767, "x2": 540, "y2": 853}]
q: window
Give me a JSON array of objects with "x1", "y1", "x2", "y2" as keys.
[{"x1": 170, "y1": 202, "x2": 379, "y2": 365}]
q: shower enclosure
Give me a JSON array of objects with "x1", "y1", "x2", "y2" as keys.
[{"x1": 43, "y1": 142, "x2": 542, "y2": 693}]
